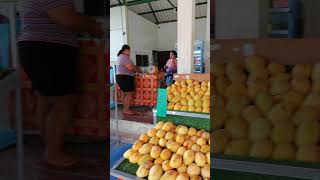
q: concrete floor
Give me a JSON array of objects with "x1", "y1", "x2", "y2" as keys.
[
  {"x1": 110, "y1": 105, "x2": 155, "y2": 144},
  {"x1": 0, "y1": 135, "x2": 107, "y2": 180},
  {"x1": 110, "y1": 105, "x2": 154, "y2": 124}
]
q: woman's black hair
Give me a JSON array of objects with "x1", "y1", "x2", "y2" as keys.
[
  {"x1": 117, "y1": 45, "x2": 131, "y2": 56},
  {"x1": 170, "y1": 50, "x2": 177, "y2": 58}
]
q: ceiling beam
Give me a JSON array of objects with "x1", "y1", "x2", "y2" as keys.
[
  {"x1": 196, "y1": 2, "x2": 207, "y2": 6},
  {"x1": 139, "y1": 7, "x2": 174, "y2": 15},
  {"x1": 148, "y1": 2, "x2": 159, "y2": 24},
  {"x1": 167, "y1": 0, "x2": 176, "y2": 9},
  {"x1": 157, "y1": 16, "x2": 207, "y2": 25},
  {"x1": 111, "y1": 0, "x2": 159, "y2": 8},
  {"x1": 138, "y1": 1, "x2": 207, "y2": 15},
  {"x1": 127, "y1": 0, "x2": 159, "y2": 6}
]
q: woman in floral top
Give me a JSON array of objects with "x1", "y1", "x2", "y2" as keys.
[{"x1": 164, "y1": 51, "x2": 177, "y2": 86}]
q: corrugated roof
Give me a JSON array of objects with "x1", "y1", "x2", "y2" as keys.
[
  {"x1": 196, "y1": 3, "x2": 207, "y2": 17},
  {"x1": 141, "y1": 13, "x2": 157, "y2": 23},
  {"x1": 150, "y1": 0, "x2": 173, "y2": 11},
  {"x1": 110, "y1": 0, "x2": 119, "y2": 6},
  {"x1": 155, "y1": 9, "x2": 177, "y2": 23},
  {"x1": 110, "y1": 0, "x2": 207, "y2": 24},
  {"x1": 130, "y1": 3, "x2": 151, "y2": 14}
]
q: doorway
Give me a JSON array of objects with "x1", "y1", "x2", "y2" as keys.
[{"x1": 156, "y1": 51, "x2": 171, "y2": 71}]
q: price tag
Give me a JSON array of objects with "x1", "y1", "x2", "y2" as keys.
[{"x1": 156, "y1": 88, "x2": 168, "y2": 117}]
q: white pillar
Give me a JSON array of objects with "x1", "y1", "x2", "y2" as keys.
[
  {"x1": 206, "y1": 0, "x2": 210, "y2": 42},
  {"x1": 205, "y1": 0, "x2": 210, "y2": 73},
  {"x1": 177, "y1": 0, "x2": 195, "y2": 74}
]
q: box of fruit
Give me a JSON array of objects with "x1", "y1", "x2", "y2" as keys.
[
  {"x1": 167, "y1": 74, "x2": 210, "y2": 114},
  {"x1": 111, "y1": 120, "x2": 211, "y2": 180},
  {"x1": 116, "y1": 74, "x2": 160, "y2": 106},
  {"x1": 211, "y1": 39, "x2": 320, "y2": 178}
]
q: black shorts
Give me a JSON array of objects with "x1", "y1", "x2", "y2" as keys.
[
  {"x1": 19, "y1": 41, "x2": 79, "y2": 96},
  {"x1": 116, "y1": 75, "x2": 135, "y2": 92}
]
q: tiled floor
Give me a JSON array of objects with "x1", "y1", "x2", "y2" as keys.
[
  {"x1": 110, "y1": 105, "x2": 154, "y2": 124},
  {"x1": 0, "y1": 135, "x2": 106, "y2": 180}
]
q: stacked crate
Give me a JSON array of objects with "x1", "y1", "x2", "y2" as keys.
[
  {"x1": 69, "y1": 39, "x2": 108, "y2": 137},
  {"x1": 116, "y1": 74, "x2": 159, "y2": 106},
  {"x1": 18, "y1": 39, "x2": 108, "y2": 138}
]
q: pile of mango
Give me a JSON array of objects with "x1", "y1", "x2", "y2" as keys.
[
  {"x1": 212, "y1": 56, "x2": 320, "y2": 163},
  {"x1": 167, "y1": 79, "x2": 210, "y2": 113},
  {"x1": 123, "y1": 121, "x2": 210, "y2": 180}
]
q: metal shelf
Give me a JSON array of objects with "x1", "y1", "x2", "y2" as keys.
[
  {"x1": 153, "y1": 109, "x2": 210, "y2": 119},
  {"x1": 212, "y1": 158, "x2": 320, "y2": 180}
]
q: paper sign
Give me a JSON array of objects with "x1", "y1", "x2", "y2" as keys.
[{"x1": 156, "y1": 88, "x2": 167, "y2": 117}]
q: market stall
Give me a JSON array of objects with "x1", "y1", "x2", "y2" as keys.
[
  {"x1": 109, "y1": 0, "x2": 210, "y2": 178},
  {"x1": 211, "y1": 39, "x2": 320, "y2": 180},
  {"x1": 110, "y1": 73, "x2": 211, "y2": 179}
]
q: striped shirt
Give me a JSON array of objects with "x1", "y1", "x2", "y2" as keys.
[
  {"x1": 116, "y1": 54, "x2": 134, "y2": 76},
  {"x1": 18, "y1": 0, "x2": 78, "y2": 47}
]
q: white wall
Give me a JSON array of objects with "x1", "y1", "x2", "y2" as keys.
[
  {"x1": 215, "y1": 0, "x2": 268, "y2": 38},
  {"x1": 127, "y1": 10, "x2": 158, "y2": 64},
  {"x1": 110, "y1": 6, "x2": 128, "y2": 62},
  {"x1": 157, "y1": 18, "x2": 208, "y2": 51}
]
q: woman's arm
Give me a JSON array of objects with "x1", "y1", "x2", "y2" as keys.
[
  {"x1": 125, "y1": 64, "x2": 141, "y2": 73},
  {"x1": 47, "y1": 6, "x2": 104, "y2": 37}
]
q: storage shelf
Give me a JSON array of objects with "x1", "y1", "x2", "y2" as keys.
[
  {"x1": 153, "y1": 109, "x2": 210, "y2": 119},
  {"x1": 212, "y1": 158, "x2": 320, "y2": 180}
]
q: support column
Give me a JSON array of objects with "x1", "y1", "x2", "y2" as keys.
[
  {"x1": 206, "y1": 0, "x2": 210, "y2": 42},
  {"x1": 177, "y1": 0, "x2": 195, "y2": 74},
  {"x1": 205, "y1": 0, "x2": 210, "y2": 73}
]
